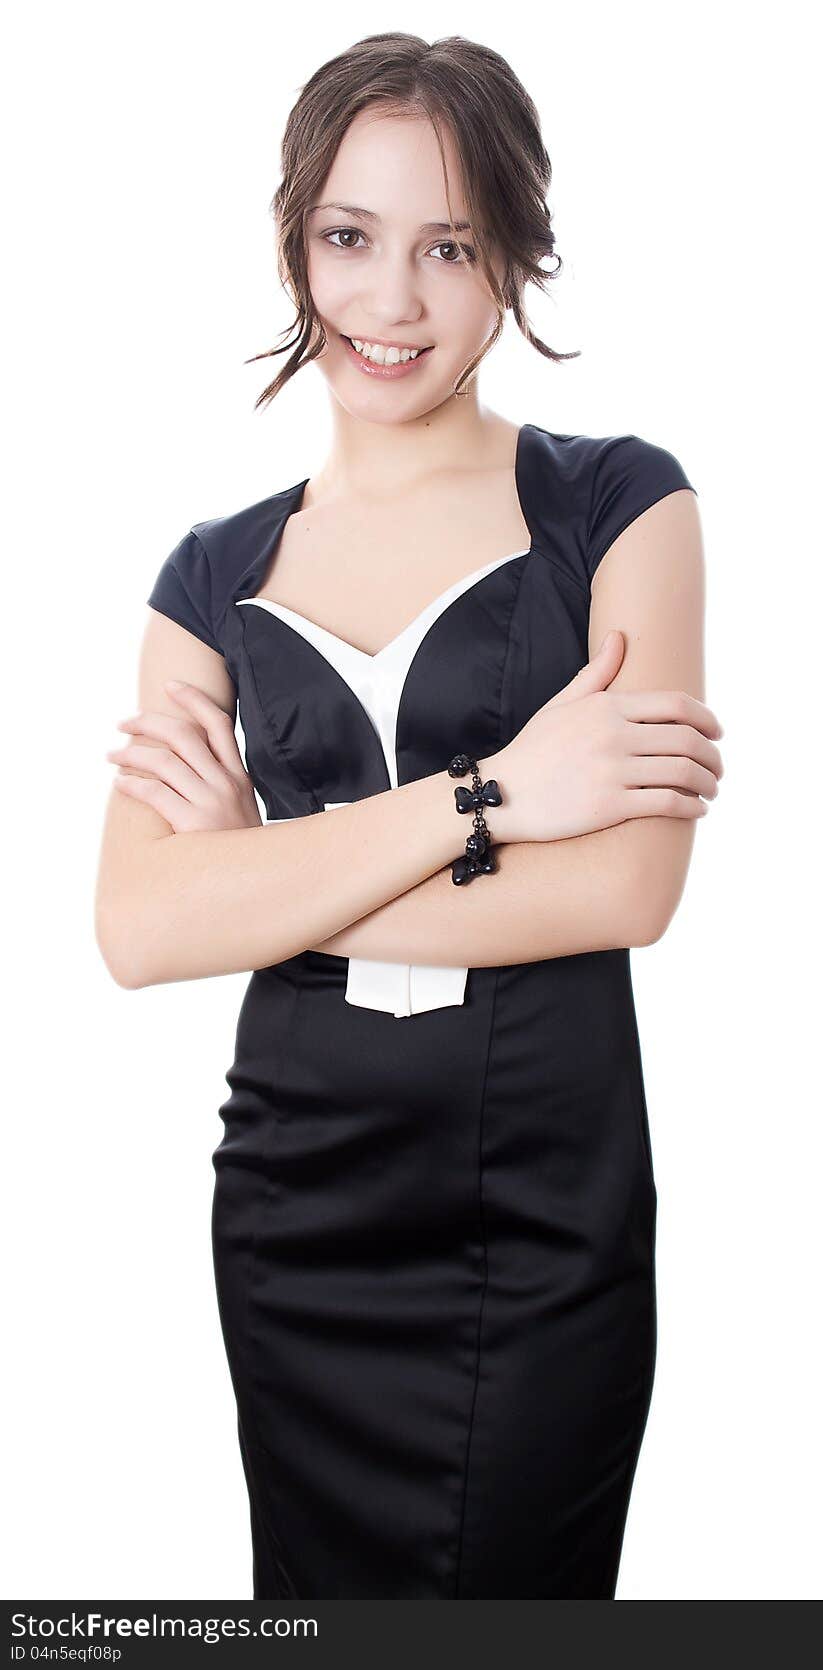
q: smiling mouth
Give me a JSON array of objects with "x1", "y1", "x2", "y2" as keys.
[{"x1": 341, "y1": 334, "x2": 434, "y2": 361}]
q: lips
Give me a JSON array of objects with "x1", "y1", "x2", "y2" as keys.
[
  {"x1": 338, "y1": 331, "x2": 435, "y2": 380},
  {"x1": 342, "y1": 335, "x2": 434, "y2": 357}
]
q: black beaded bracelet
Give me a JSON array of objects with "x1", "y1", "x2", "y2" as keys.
[{"x1": 447, "y1": 753, "x2": 503, "y2": 885}]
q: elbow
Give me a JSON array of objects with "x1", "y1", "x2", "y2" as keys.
[
  {"x1": 96, "y1": 940, "x2": 143, "y2": 990},
  {"x1": 631, "y1": 901, "x2": 676, "y2": 948},
  {"x1": 94, "y1": 900, "x2": 155, "y2": 990},
  {"x1": 627, "y1": 875, "x2": 689, "y2": 948},
  {"x1": 620, "y1": 826, "x2": 695, "y2": 947}
]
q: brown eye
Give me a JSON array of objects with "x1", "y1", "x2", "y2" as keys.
[
  {"x1": 431, "y1": 241, "x2": 477, "y2": 265},
  {"x1": 322, "y1": 228, "x2": 367, "y2": 250}
]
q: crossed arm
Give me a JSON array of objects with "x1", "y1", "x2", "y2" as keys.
[
  {"x1": 98, "y1": 491, "x2": 708, "y2": 985},
  {"x1": 307, "y1": 818, "x2": 687, "y2": 963},
  {"x1": 307, "y1": 491, "x2": 705, "y2": 961}
]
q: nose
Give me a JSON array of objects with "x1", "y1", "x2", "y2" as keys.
[{"x1": 361, "y1": 249, "x2": 426, "y2": 330}]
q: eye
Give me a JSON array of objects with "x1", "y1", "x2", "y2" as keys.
[
  {"x1": 321, "y1": 228, "x2": 368, "y2": 251},
  {"x1": 319, "y1": 228, "x2": 477, "y2": 264},
  {"x1": 429, "y1": 240, "x2": 477, "y2": 265}
]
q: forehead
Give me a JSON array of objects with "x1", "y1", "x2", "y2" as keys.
[{"x1": 314, "y1": 109, "x2": 470, "y2": 223}]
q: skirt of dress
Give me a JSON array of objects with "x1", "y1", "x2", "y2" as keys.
[{"x1": 211, "y1": 947, "x2": 657, "y2": 1600}]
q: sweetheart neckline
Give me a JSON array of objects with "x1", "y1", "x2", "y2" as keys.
[
  {"x1": 233, "y1": 421, "x2": 534, "y2": 660},
  {"x1": 235, "y1": 543, "x2": 532, "y2": 663}
]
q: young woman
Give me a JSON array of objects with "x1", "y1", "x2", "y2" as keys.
[{"x1": 95, "y1": 33, "x2": 723, "y2": 1600}]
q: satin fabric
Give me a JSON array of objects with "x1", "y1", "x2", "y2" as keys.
[
  {"x1": 147, "y1": 423, "x2": 696, "y2": 1597},
  {"x1": 237, "y1": 541, "x2": 529, "y2": 1016}
]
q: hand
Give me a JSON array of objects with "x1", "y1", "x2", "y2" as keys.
[
  {"x1": 487, "y1": 629, "x2": 725, "y2": 845},
  {"x1": 106, "y1": 679, "x2": 263, "y2": 834}
]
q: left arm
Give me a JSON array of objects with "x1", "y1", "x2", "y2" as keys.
[
  {"x1": 310, "y1": 487, "x2": 713, "y2": 962},
  {"x1": 109, "y1": 490, "x2": 718, "y2": 960}
]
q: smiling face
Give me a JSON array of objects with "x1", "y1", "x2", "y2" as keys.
[{"x1": 305, "y1": 108, "x2": 505, "y2": 424}]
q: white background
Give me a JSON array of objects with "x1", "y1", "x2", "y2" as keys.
[{"x1": 3, "y1": 0, "x2": 820, "y2": 1601}]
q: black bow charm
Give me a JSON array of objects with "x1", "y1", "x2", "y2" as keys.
[
  {"x1": 454, "y1": 778, "x2": 502, "y2": 815},
  {"x1": 448, "y1": 752, "x2": 503, "y2": 885},
  {"x1": 451, "y1": 847, "x2": 498, "y2": 884}
]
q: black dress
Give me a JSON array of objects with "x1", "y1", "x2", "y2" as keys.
[{"x1": 147, "y1": 423, "x2": 696, "y2": 1599}]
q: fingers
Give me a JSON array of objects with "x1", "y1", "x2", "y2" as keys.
[
  {"x1": 620, "y1": 786, "x2": 709, "y2": 820},
  {"x1": 114, "y1": 705, "x2": 230, "y2": 791},
  {"x1": 548, "y1": 630, "x2": 625, "y2": 706},
  {"x1": 111, "y1": 769, "x2": 193, "y2": 828},
  {"x1": 617, "y1": 688, "x2": 724, "y2": 740},
  {"x1": 107, "y1": 741, "x2": 208, "y2": 800},
  {"x1": 623, "y1": 754, "x2": 720, "y2": 800},
  {"x1": 622, "y1": 719, "x2": 723, "y2": 784},
  {"x1": 161, "y1": 681, "x2": 246, "y2": 781}
]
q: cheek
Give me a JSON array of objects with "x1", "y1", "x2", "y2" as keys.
[
  {"x1": 306, "y1": 249, "x2": 358, "y2": 319},
  {"x1": 424, "y1": 279, "x2": 497, "y2": 349},
  {"x1": 304, "y1": 251, "x2": 497, "y2": 362}
]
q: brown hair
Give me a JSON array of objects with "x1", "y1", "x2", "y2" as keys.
[{"x1": 245, "y1": 32, "x2": 580, "y2": 408}]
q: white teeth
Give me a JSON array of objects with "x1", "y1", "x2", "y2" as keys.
[{"x1": 350, "y1": 337, "x2": 424, "y2": 364}]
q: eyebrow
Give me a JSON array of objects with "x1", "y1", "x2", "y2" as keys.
[{"x1": 309, "y1": 202, "x2": 472, "y2": 235}]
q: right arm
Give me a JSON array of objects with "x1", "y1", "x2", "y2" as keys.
[
  {"x1": 96, "y1": 574, "x2": 721, "y2": 988},
  {"x1": 94, "y1": 609, "x2": 480, "y2": 988}
]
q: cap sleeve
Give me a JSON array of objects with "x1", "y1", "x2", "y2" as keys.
[
  {"x1": 586, "y1": 434, "x2": 697, "y2": 584},
  {"x1": 146, "y1": 528, "x2": 222, "y2": 655}
]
